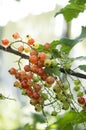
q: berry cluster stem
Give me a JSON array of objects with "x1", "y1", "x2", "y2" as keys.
[{"x1": 0, "y1": 44, "x2": 86, "y2": 79}]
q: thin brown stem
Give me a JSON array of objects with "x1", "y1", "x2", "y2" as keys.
[{"x1": 0, "y1": 44, "x2": 86, "y2": 79}]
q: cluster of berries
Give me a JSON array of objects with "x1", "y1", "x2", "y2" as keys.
[
  {"x1": 3, "y1": 32, "x2": 58, "y2": 112},
  {"x1": 2, "y1": 32, "x2": 86, "y2": 114}
]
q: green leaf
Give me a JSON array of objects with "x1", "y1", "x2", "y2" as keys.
[
  {"x1": 51, "y1": 49, "x2": 61, "y2": 58},
  {"x1": 50, "y1": 40, "x2": 59, "y2": 50},
  {"x1": 32, "y1": 113, "x2": 46, "y2": 123},
  {"x1": 55, "y1": 3, "x2": 85, "y2": 22},
  {"x1": 46, "y1": 110, "x2": 86, "y2": 130},
  {"x1": 59, "y1": 26, "x2": 86, "y2": 53},
  {"x1": 69, "y1": 0, "x2": 86, "y2": 5},
  {"x1": 56, "y1": 110, "x2": 86, "y2": 125},
  {"x1": 59, "y1": 123, "x2": 73, "y2": 130},
  {"x1": 36, "y1": 44, "x2": 44, "y2": 52},
  {"x1": 36, "y1": 40, "x2": 59, "y2": 53},
  {"x1": 78, "y1": 65, "x2": 86, "y2": 72},
  {"x1": 44, "y1": 66, "x2": 60, "y2": 76},
  {"x1": 74, "y1": 56, "x2": 86, "y2": 60}
]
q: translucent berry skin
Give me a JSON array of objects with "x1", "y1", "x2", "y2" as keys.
[
  {"x1": 30, "y1": 65, "x2": 38, "y2": 73},
  {"x1": 29, "y1": 55, "x2": 38, "y2": 64},
  {"x1": 18, "y1": 46, "x2": 24, "y2": 53},
  {"x1": 26, "y1": 89, "x2": 33, "y2": 97},
  {"x1": 30, "y1": 49, "x2": 37, "y2": 56},
  {"x1": 24, "y1": 65, "x2": 30, "y2": 72},
  {"x1": 78, "y1": 96, "x2": 85, "y2": 105},
  {"x1": 28, "y1": 38, "x2": 35, "y2": 45},
  {"x1": 9, "y1": 67, "x2": 17, "y2": 75},
  {"x1": 21, "y1": 79, "x2": 29, "y2": 89},
  {"x1": 33, "y1": 92, "x2": 40, "y2": 100},
  {"x1": 38, "y1": 52, "x2": 46, "y2": 61},
  {"x1": 33, "y1": 84, "x2": 41, "y2": 92},
  {"x1": 44, "y1": 42, "x2": 50, "y2": 50},
  {"x1": 12, "y1": 32, "x2": 20, "y2": 39},
  {"x1": 37, "y1": 68, "x2": 44, "y2": 76},
  {"x1": 46, "y1": 76, "x2": 55, "y2": 84},
  {"x1": 2, "y1": 39, "x2": 9, "y2": 46},
  {"x1": 27, "y1": 71, "x2": 33, "y2": 79}
]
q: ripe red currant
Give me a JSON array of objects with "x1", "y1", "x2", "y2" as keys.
[
  {"x1": 46, "y1": 76, "x2": 55, "y2": 84},
  {"x1": 9, "y1": 67, "x2": 17, "y2": 75},
  {"x1": 24, "y1": 65, "x2": 30, "y2": 72},
  {"x1": 12, "y1": 32, "x2": 20, "y2": 39},
  {"x1": 27, "y1": 71, "x2": 33, "y2": 79},
  {"x1": 29, "y1": 55, "x2": 38, "y2": 64},
  {"x1": 33, "y1": 84, "x2": 41, "y2": 92},
  {"x1": 44, "y1": 42, "x2": 50, "y2": 50},
  {"x1": 18, "y1": 45, "x2": 24, "y2": 53},
  {"x1": 78, "y1": 96, "x2": 85, "y2": 105},
  {"x1": 33, "y1": 92, "x2": 40, "y2": 100},
  {"x1": 38, "y1": 52, "x2": 46, "y2": 61},
  {"x1": 2, "y1": 39, "x2": 9, "y2": 46},
  {"x1": 30, "y1": 49, "x2": 37, "y2": 56},
  {"x1": 28, "y1": 38, "x2": 35, "y2": 45}
]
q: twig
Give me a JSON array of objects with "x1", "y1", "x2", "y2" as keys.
[
  {"x1": 0, "y1": 44, "x2": 86, "y2": 79},
  {"x1": 0, "y1": 45, "x2": 29, "y2": 59}
]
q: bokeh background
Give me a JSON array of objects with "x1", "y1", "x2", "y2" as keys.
[{"x1": 0, "y1": 0, "x2": 86, "y2": 129}]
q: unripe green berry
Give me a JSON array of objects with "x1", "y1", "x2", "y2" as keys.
[
  {"x1": 63, "y1": 84, "x2": 69, "y2": 90},
  {"x1": 60, "y1": 95, "x2": 67, "y2": 102},
  {"x1": 21, "y1": 89, "x2": 26, "y2": 95},
  {"x1": 33, "y1": 76, "x2": 39, "y2": 82},
  {"x1": 51, "y1": 59, "x2": 57, "y2": 67},
  {"x1": 46, "y1": 53, "x2": 52, "y2": 59},
  {"x1": 74, "y1": 79, "x2": 81, "y2": 85},
  {"x1": 44, "y1": 59, "x2": 51, "y2": 67},
  {"x1": 41, "y1": 93, "x2": 48, "y2": 100},
  {"x1": 51, "y1": 111, "x2": 57, "y2": 116},
  {"x1": 62, "y1": 102, "x2": 70, "y2": 110},
  {"x1": 77, "y1": 91, "x2": 83, "y2": 97},
  {"x1": 53, "y1": 85, "x2": 61, "y2": 93},
  {"x1": 74, "y1": 86, "x2": 80, "y2": 91},
  {"x1": 35, "y1": 104, "x2": 42, "y2": 112},
  {"x1": 65, "y1": 63, "x2": 71, "y2": 69}
]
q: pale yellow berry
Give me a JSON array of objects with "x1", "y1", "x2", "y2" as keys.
[
  {"x1": 24, "y1": 47, "x2": 30, "y2": 53},
  {"x1": 33, "y1": 43, "x2": 39, "y2": 49}
]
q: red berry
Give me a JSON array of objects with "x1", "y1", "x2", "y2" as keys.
[
  {"x1": 27, "y1": 71, "x2": 33, "y2": 79},
  {"x1": 18, "y1": 45, "x2": 24, "y2": 53},
  {"x1": 26, "y1": 89, "x2": 33, "y2": 97},
  {"x1": 29, "y1": 55, "x2": 38, "y2": 64},
  {"x1": 41, "y1": 73, "x2": 48, "y2": 81},
  {"x1": 28, "y1": 38, "x2": 35, "y2": 45},
  {"x1": 38, "y1": 68, "x2": 44, "y2": 76},
  {"x1": 78, "y1": 96, "x2": 85, "y2": 105},
  {"x1": 12, "y1": 32, "x2": 20, "y2": 39},
  {"x1": 30, "y1": 49, "x2": 37, "y2": 56},
  {"x1": 38, "y1": 52, "x2": 46, "y2": 61},
  {"x1": 44, "y1": 42, "x2": 50, "y2": 50},
  {"x1": 33, "y1": 84, "x2": 41, "y2": 92},
  {"x1": 2, "y1": 39, "x2": 9, "y2": 46},
  {"x1": 30, "y1": 65, "x2": 38, "y2": 73},
  {"x1": 37, "y1": 60, "x2": 44, "y2": 67},
  {"x1": 33, "y1": 92, "x2": 40, "y2": 100},
  {"x1": 21, "y1": 79, "x2": 28, "y2": 89},
  {"x1": 24, "y1": 65, "x2": 30, "y2": 72},
  {"x1": 9, "y1": 67, "x2": 17, "y2": 75},
  {"x1": 46, "y1": 76, "x2": 55, "y2": 84},
  {"x1": 30, "y1": 98, "x2": 38, "y2": 105},
  {"x1": 19, "y1": 71, "x2": 26, "y2": 79}
]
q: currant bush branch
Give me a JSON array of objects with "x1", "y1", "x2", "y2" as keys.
[
  {"x1": 0, "y1": 44, "x2": 86, "y2": 79},
  {"x1": 0, "y1": 44, "x2": 29, "y2": 59}
]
